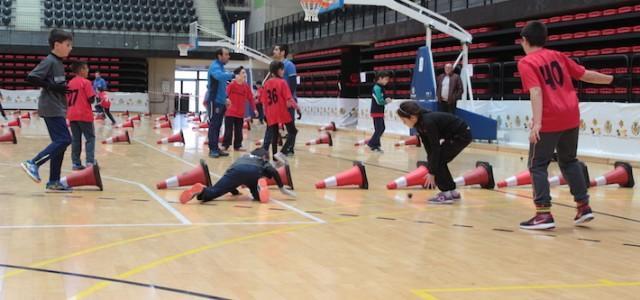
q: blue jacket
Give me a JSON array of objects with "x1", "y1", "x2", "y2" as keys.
[
  {"x1": 93, "y1": 77, "x2": 107, "y2": 92},
  {"x1": 207, "y1": 60, "x2": 234, "y2": 106}
]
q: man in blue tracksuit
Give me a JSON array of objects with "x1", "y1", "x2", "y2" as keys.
[{"x1": 207, "y1": 47, "x2": 235, "y2": 158}]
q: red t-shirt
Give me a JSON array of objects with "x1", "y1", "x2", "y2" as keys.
[
  {"x1": 99, "y1": 91, "x2": 111, "y2": 109},
  {"x1": 517, "y1": 48, "x2": 585, "y2": 132},
  {"x1": 66, "y1": 76, "x2": 96, "y2": 122},
  {"x1": 260, "y1": 78, "x2": 293, "y2": 126},
  {"x1": 225, "y1": 81, "x2": 255, "y2": 118}
]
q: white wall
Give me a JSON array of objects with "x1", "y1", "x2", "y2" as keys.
[{"x1": 147, "y1": 58, "x2": 177, "y2": 114}]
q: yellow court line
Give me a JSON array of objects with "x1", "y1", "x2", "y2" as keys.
[
  {"x1": 411, "y1": 279, "x2": 640, "y2": 299},
  {"x1": 68, "y1": 203, "x2": 509, "y2": 299}
]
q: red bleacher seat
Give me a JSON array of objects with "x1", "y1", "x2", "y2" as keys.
[
  {"x1": 617, "y1": 27, "x2": 632, "y2": 34},
  {"x1": 473, "y1": 74, "x2": 490, "y2": 79},
  {"x1": 560, "y1": 33, "x2": 573, "y2": 40},
  {"x1": 601, "y1": 29, "x2": 616, "y2": 36},
  {"x1": 632, "y1": 87, "x2": 640, "y2": 94},
  {"x1": 513, "y1": 72, "x2": 520, "y2": 77},
  {"x1": 599, "y1": 88, "x2": 613, "y2": 94},
  {"x1": 587, "y1": 30, "x2": 601, "y2": 37},
  {"x1": 588, "y1": 11, "x2": 603, "y2": 18},
  {"x1": 540, "y1": 18, "x2": 549, "y2": 24},
  {"x1": 573, "y1": 32, "x2": 586, "y2": 39},
  {"x1": 586, "y1": 49, "x2": 600, "y2": 56},
  {"x1": 636, "y1": 4, "x2": 640, "y2": 11},
  {"x1": 513, "y1": 89, "x2": 523, "y2": 94},
  {"x1": 561, "y1": 15, "x2": 574, "y2": 22},
  {"x1": 615, "y1": 47, "x2": 631, "y2": 54},
  {"x1": 603, "y1": 9, "x2": 617, "y2": 16},
  {"x1": 633, "y1": 67, "x2": 640, "y2": 74},
  {"x1": 585, "y1": 88, "x2": 598, "y2": 94},
  {"x1": 574, "y1": 13, "x2": 587, "y2": 20},
  {"x1": 549, "y1": 16, "x2": 561, "y2": 23},
  {"x1": 615, "y1": 67, "x2": 628, "y2": 74},
  {"x1": 600, "y1": 48, "x2": 615, "y2": 55},
  {"x1": 614, "y1": 88, "x2": 628, "y2": 94},
  {"x1": 600, "y1": 68, "x2": 613, "y2": 74},
  {"x1": 515, "y1": 21, "x2": 526, "y2": 28}
]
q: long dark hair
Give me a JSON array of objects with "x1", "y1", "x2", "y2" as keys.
[{"x1": 397, "y1": 101, "x2": 428, "y2": 119}]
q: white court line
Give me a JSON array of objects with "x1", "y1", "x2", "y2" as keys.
[
  {"x1": 133, "y1": 137, "x2": 327, "y2": 224},
  {"x1": 0, "y1": 221, "x2": 317, "y2": 230},
  {"x1": 101, "y1": 175, "x2": 192, "y2": 225},
  {"x1": 0, "y1": 162, "x2": 191, "y2": 225}
]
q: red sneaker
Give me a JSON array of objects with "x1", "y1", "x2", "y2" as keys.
[
  {"x1": 257, "y1": 178, "x2": 270, "y2": 203},
  {"x1": 179, "y1": 183, "x2": 205, "y2": 204},
  {"x1": 574, "y1": 204, "x2": 594, "y2": 225},
  {"x1": 520, "y1": 213, "x2": 555, "y2": 230}
]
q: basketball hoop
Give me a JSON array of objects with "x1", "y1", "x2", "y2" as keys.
[
  {"x1": 177, "y1": 44, "x2": 192, "y2": 57},
  {"x1": 300, "y1": 0, "x2": 332, "y2": 22}
]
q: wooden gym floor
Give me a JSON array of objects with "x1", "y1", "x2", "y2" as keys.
[{"x1": 0, "y1": 112, "x2": 638, "y2": 300}]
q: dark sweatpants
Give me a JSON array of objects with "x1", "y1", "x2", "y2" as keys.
[
  {"x1": 528, "y1": 127, "x2": 589, "y2": 207},
  {"x1": 31, "y1": 117, "x2": 72, "y2": 182},
  {"x1": 199, "y1": 164, "x2": 262, "y2": 202},
  {"x1": 222, "y1": 116, "x2": 244, "y2": 150},
  {"x1": 263, "y1": 122, "x2": 297, "y2": 157},
  {"x1": 433, "y1": 129, "x2": 472, "y2": 191},
  {"x1": 367, "y1": 117, "x2": 385, "y2": 149}
]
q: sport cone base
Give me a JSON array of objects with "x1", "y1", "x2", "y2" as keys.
[
  {"x1": 394, "y1": 135, "x2": 421, "y2": 147},
  {"x1": 0, "y1": 128, "x2": 17, "y2": 144},
  {"x1": 454, "y1": 161, "x2": 495, "y2": 189},
  {"x1": 154, "y1": 121, "x2": 172, "y2": 129},
  {"x1": 590, "y1": 161, "x2": 635, "y2": 188},
  {"x1": 315, "y1": 161, "x2": 368, "y2": 189},
  {"x1": 102, "y1": 131, "x2": 131, "y2": 144},
  {"x1": 60, "y1": 163, "x2": 104, "y2": 191},
  {"x1": 128, "y1": 114, "x2": 141, "y2": 122},
  {"x1": 117, "y1": 120, "x2": 134, "y2": 128},
  {"x1": 318, "y1": 121, "x2": 336, "y2": 132},
  {"x1": 266, "y1": 165, "x2": 294, "y2": 189},
  {"x1": 156, "y1": 159, "x2": 213, "y2": 189},
  {"x1": 387, "y1": 161, "x2": 429, "y2": 189},
  {"x1": 497, "y1": 170, "x2": 531, "y2": 188},
  {"x1": 305, "y1": 132, "x2": 333, "y2": 146},
  {"x1": 157, "y1": 130, "x2": 185, "y2": 144},
  {"x1": 20, "y1": 112, "x2": 31, "y2": 119},
  {"x1": 155, "y1": 115, "x2": 169, "y2": 122}
]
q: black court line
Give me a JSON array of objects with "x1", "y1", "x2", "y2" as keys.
[
  {"x1": 415, "y1": 220, "x2": 434, "y2": 224},
  {"x1": 577, "y1": 238, "x2": 601, "y2": 243},
  {"x1": 202, "y1": 202, "x2": 217, "y2": 206},
  {"x1": 453, "y1": 224, "x2": 473, "y2": 228},
  {"x1": 305, "y1": 211, "x2": 323, "y2": 214},
  {"x1": 339, "y1": 213, "x2": 359, "y2": 217},
  {"x1": 492, "y1": 228, "x2": 514, "y2": 232},
  {"x1": 98, "y1": 197, "x2": 116, "y2": 200},
  {"x1": 0, "y1": 263, "x2": 229, "y2": 299},
  {"x1": 623, "y1": 243, "x2": 640, "y2": 248},
  {"x1": 63, "y1": 195, "x2": 83, "y2": 199},
  {"x1": 168, "y1": 201, "x2": 180, "y2": 204},
  {"x1": 0, "y1": 192, "x2": 15, "y2": 195},
  {"x1": 268, "y1": 208, "x2": 286, "y2": 211},
  {"x1": 376, "y1": 217, "x2": 396, "y2": 221},
  {"x1": 233, "y1": 205, "x2": 252, "y2": 209},
  {"x1": 491, "y1": 189, "x2": 640, "y2": 224},
  {"x1": 131, "y1": 199, "x2": 150, "y2": 202}
]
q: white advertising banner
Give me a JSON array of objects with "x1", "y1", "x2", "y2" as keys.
[
  {"x1": 297, "y1": 98, "x2": 359, "y2": 128},
  {"x1": 0, "y1": 89, "x2": 149, "y2": 113},
  {"x1": 458, "y1": 100, "x2": 640, "y2": 161},
  {"x1": 356, "y1": 98, "x2": 411, "y2": 136}
]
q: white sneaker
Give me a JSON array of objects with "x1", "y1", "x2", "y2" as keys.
[{"x1": 274, "y1": 152, "x2": 289, "y2": 166}]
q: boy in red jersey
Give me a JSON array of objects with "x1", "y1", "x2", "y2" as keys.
[
  {"x1": 66, "y1": 61, "x2": 97, "y2": 170},
  {"x1": 223, "y1": 66, "x2": 256, "y2": 151},
  {"x1": 97, "y1": 88, "x2": 116, "y2": 125},
  {"x1": 517, "y1": 21, "x2": 629, "y2": 230},
  {"x1": 254, "y1": 81, "x2": 265, "y2": 124},
  {"x1": 260, "y1": 61, "x2": 300, "y2": 157}
]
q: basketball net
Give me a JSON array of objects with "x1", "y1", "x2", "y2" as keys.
[
  {"x1": 300, "y1": 0, "x2": 332, "y2": 22},
  {"x1": 177, "y1": 44, "x2": 192, "y2": 57}
]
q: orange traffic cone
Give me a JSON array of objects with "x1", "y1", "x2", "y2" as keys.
[
  {"x1": 387, "y1": 161, "x2": 429, "y2": 189},
  {"x1": 306, "y1": 132, "x2": 333, "y2": 146},
  {"x1": 154, "y1": 121, "x2": 172, "y2": 129},
  {"x1": 0, "y1": 128, "x2": 17, "y2": 144},
  {"x1": 266, "y1": 165, "x2": 294, "y2": 189},
  {"x1": 157, "y1": 130, "x2": 185, "y2": 144},
  {"x1": 394, "y1": 135, "x2": 421, "y2": 147},
  {"x1": 156, "y1": 159, "x2": 212, "y2": 189},
  {"x1": 1, "y1": 118, "x2": 21, "y2": 128},
  {"x1": 318, "y1": 121, "x2": 336, "y2": 132},
  {"x1": 548, "y1": 162, "x2": 590, "y2": 187},
  {"x1": 192, "y1": 122, "x2": 209, "y2": 130},
  {"x1": 155, "y1": 114, "x2": 169, "y2": 122},
  {"x1": 128, "y1": 114, "x2": 141, "y2": 122},
  {"x1": 116, "y1": 120, "x2": 135, "y2": 129},
  {"x1": 243, "y1": 119, "x2": 251, "y2": 131},
  {"x1": 590, "y1": 161, "x2": 635, "y2": 188},
  {"x1": 497, "y1": 170, "x2": 531, "y2": 188},
  {"x1": 354, "y1": 138, "x2": 370, "y2": 146},
  {"x1": 121, "y1": 110, "x2": 130, "y2": 117},
  {"x1": 20, "y1": 112, "x2": 31, "y2": 119},
  {"x1": 315, "y1": 161, "x2": 368, "y2": 189},
  {"x1": 454, "y1": 161, "x2": 495, "y2": 189},
  {"x1": 102, "y1": 131, "x2": 131, "y2": 144},
  {"x1": 60, "y1": 163, "x2": 103, "y2": 190}
]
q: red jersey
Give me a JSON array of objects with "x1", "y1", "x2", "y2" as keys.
[
  {"x1": 260, "y1": 77, "x2": 294, "y2": 126},
  {"x1": 255, "y1": 87, "x2": 263, "y2": 105},
  {"x1": 66, "y1": 76, "x2": 96, "y2": 122},
  {"x1": 517, "y1": 48, "x2": 585, "y2": 132},
  {"x1": 99, "y1": 91, "x2": 111, "y2": 109},
  {"x1": 225, "y1": 81, "x2": 255, "y2": 118}
]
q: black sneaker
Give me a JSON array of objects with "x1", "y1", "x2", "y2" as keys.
[
  {"x1": 520, "y1": 213, "x2": 555, "y2": 230},
  {"x1": 72, "y1": 164, "x2": 86, "y2": 171},
  {"x1": 218, "y1": 150, "x2": 230, "y2": 157},
  {"x1": 574, "y1": 204, "x2": 594, "y2": 225}
]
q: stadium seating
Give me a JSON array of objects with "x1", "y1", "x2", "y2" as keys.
[{"x1": 1, "y1": 0, "x2": 12, "y2": 26}]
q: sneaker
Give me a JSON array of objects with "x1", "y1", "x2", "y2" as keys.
[
  {"x1": 274, "y1": 152, "x2": 289, "y2": 166},
  {"x1": 428, "y1": 192, "x2": 454, "y2": 204},
  {"x1": 208, "y1": 151, "x2": 220, "y2": 158},
  {"x1": 230, "y1": 188, "x2": 241, "y2": 196},
  {"x1": 285, "y1": 151, "x2": 295, "y2": 157},
  {"x1": 520, "y1": 213, "x2": 556, "y2": 230},
  {"x1": 20, "y1": 160, "x2": 41, "y2": 183},
  {"x1": 218, "y1": 150, "x2": 229, "y2": 157},
  {"x1": 86, "y1": 160, "x2": 96, "y2": 168},
  {"x1": 45, "y1": 181, "x2": 73, "y2": 193},
  {"x1": 450, "y1": 190, "x2": 461, "y2": 200},
  {"x1": 234, "y1": 147, "x2": 247, "y2": 152},
  {"x1": 222, "y1": 146, "x2": 230, "y2": 151},
  {"x1": 179, "y1": 183, "x2": 205, "y2": 204},
  {"x1": 72, "y1": 164, "x2": 86, "y2": 171},
  {"x1": 257, "y1": 178, "x2": 270, "y2": 203},
  {"x1": 371, "y1": 148, "x2": 384, "y2": 153},
  {"x1": 574, "y1": 204, "x2": 594, "y2": 225}
]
